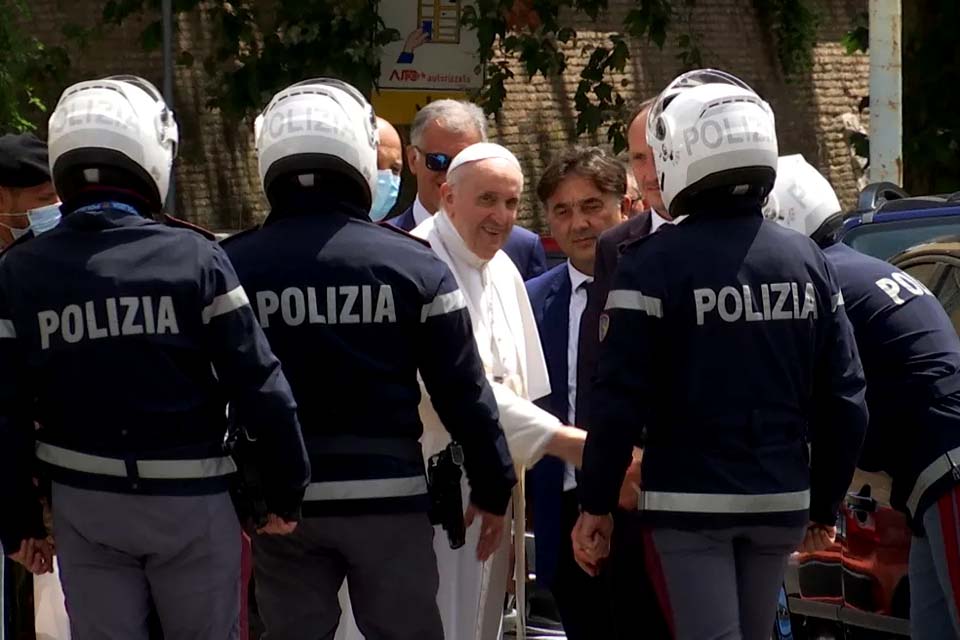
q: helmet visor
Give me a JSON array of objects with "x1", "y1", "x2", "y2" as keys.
[
  {"x1": 647, "y1": 69, "x2": 757, "y2": 139},
  {"x1": 272, "y1": 78, "x2": 377, "y2": 147},
  {"x1": 102, "y1": 75, "x2": 178, "y2": 159},
  {"x1": 104, "y1": 75, "x2": 166, "y2": 103}
]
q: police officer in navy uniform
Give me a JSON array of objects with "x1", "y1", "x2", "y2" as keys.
[
  {"x1": 0, "y1": 131, "x2": 61, "y2": 640},
  {"x1": 223, "y1": 79, "x2": 516, "y2": 640},
  {"x1": 0, "y1": 74, "x2": 311, "y2": 640},
  {"x1": 574, "y1": 70, "x2": 869, "y2": 640},
  {"x1": 0, "y1": 133, "x2": 62, "y2": 250},
  {"x1": 768, "y1": 155, "x2": 960, "y2": 640}
]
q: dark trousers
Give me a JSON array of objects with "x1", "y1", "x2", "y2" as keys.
[
  {"x1": 1, "y1": 556, "x2": 35, "y2": 640},
  {"x1": 551, "y1": 490, "x2": 672, "y2": 640},
  {"x1": 551, "y1": 489, "x2": 613, "y2": 639},
  {"x1": 253, "y1": 513, "x2": 442, "y2": 640}
]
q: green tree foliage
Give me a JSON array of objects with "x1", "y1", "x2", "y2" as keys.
[
  {"x1": 466, "y1": 0, "x2": 819, "y2": 152},
  {"x1": 7, "y1": 0, "x2": 819, "y2": 151},
  {"x1": 67, "y1": 0, "x2": 399, "y2": 121},
  {"x1": 843, "y1": 3, "x2": 960, "y2": 195},
  {"x1": 0, "y1": 0, "x2": 70, "y2": 133}
]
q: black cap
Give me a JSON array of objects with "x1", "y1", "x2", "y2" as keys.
[{"x1": 0, "y1": 133, "x2": 51, "y2": 189}]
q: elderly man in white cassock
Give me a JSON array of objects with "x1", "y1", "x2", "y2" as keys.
[
  {"x1": 334, "y1": 142, "x2": 585, "y2": 640},
  {"x1": 417, "y1": 142, "x2": 586, "y2": 640}
]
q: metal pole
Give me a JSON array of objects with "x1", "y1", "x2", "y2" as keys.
[
  {"x1": 162, "y1": 0, "x2": 176, "y2": 215},
  {"x1": 868, "y1": 0, "x2": 903, "y2": 186}
]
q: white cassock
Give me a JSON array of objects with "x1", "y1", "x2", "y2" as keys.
[{"x1": 335, "y1": 209, "x2": 562, "y2": 640}]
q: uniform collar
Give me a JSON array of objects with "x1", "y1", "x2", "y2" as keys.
[
  {"x1": 265, "y1": 193, "x2": 368, "y2": 224},
  {"x1": 685, "y1": 198, "x2": 764, "y2": 221},
  {"x1": 61, "y1": 201, "x2": 155, "y2": 229}
]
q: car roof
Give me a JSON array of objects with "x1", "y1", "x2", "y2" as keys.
[{"x1": 842, "y1": 183, "x2": 960, "y2": 232}]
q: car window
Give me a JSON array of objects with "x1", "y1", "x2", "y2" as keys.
[
  {"x1": 901, "y1": 261, "x2": 941, "y2": 291},
  {"x1": 934, "y1": 265, "x2": 960, "y2": 334},
  {"x1": 845, "y1": 217, "x2": 960, "y2": 260},
  {"x1": 902, "y1": 259, "x2": 960, "y2": 335}
]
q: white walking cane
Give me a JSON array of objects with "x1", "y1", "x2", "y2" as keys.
[
  {"x1": 1, "y1": 544, "x2": 6, "y2": 640},
  {"x1": 513, "y1": 473, "x2": 527, "y2": 640},
  {"x1": 34, "y1": 558, "x2": 71, "y2": 640}
]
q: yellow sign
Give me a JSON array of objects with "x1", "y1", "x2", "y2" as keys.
[
  {"x1": 417, "y1": 0, "x2": 462, "y2": 44},
  {"x1": 371, "y1": 89, "x2": 469, "y2": 125},
  {"x1": 378, "y1": 1, "x2": 481, "y2": 93}
]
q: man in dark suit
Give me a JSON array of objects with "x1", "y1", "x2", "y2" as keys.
[
  {"x1": 526, "y1": 146, "x2": 634, "y2": 638},
  {"x1": 388, "y1": 99, "x2": 546, "y2": 280},
  {"x1": 579, "y1": 98, "x2": 672, "y2": 425},
  {"x1": 571, "y1": 100, "x2": 674, "y2": 639}
]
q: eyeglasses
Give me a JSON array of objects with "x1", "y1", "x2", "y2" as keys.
[{"x1": 415, "y1": 147, "x2": 454, "y2": 172}]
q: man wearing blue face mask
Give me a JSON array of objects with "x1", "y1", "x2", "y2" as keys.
[
  {"x1": 371, "y1": 116, "x2": 403, "y2": 222},
  {"x1": 0, "y1": 134, "x2": 62, "y2": 249}
]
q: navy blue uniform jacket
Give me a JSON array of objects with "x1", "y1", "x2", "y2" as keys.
[
  {"x1": 581, "y1": 206, "x2": 868, "y2": 529},
  {"x1": 826, "y1": 242, "x2": 960, "y2": 531},
  {"x1": 224, "y1": 202, "x2": 516, "y2": 517},
  {"x1": 0, "y1": 203, "x2": 310, "y2": 551}
]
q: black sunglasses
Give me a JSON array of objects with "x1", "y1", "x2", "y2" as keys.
[{"x1": 415, "y1": 147, "x2": 454, "y2": 172}]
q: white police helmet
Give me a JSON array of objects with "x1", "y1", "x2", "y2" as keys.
[
  {"x1": 47, "y1": 75, "x2": 178, "y2": 211},
  {"x1": 763, "y1": 154, "x2": 842, "y2": 237},
  {"x1": 255, "y1": 78, "x2": 378, "y2": 207},
  {"x1": 646, "y1": 69, "x2": 778, "y2": 216}
]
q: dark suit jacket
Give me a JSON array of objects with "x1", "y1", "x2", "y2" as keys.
[
  {"x1": 525, "y1": 263, "x2": 572, "y2": 586},
  {"x1": 386, "y1": 205, "x2": 417, "y2": 232},
  {"x1": 503, "y1": 225, "x2": 547, "y2": 281},
  {"x1": 388, "y1": 204, "x2": 547, "y2": 280},
  {"x1": 578, "y1": 211, "x2": 652, "y2": 427}
]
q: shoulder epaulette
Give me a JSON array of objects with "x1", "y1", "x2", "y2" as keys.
[
  {"x1": 163, "y1": 214, "x2": 216, "y2": 240},
  {"x1": 217, "y1": 225, "x2": 260, "y2": 246},
  {"x1": 620, "y1": 231, "x2": 657, "y2": 254}
]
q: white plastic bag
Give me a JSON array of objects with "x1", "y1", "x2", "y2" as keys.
[
  {"x1": 33, "y1": 559, "x2": 70, "y2": 640},
  {"x1": 334, "y1": 583, "x2": 364, "y2": 640}
]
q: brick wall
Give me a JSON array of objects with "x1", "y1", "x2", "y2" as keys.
[
  {"x1": 490, "y1": 0, "x2": 869, "y2": 230},
  {"x1": 18, "y1": 1, "x2": 265, "y2": 231},
  {"x1": 17, "y1": 0, "x2": 868, "y2": 232}
]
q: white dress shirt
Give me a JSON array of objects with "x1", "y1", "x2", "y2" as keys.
[
  {"x1": 564, "y1": 261, "x2": 593, "y2": 491},
  {"x1": 650, "y1": 210, "x2": 672, "y2": 233},
  {"x1": 413, "y1": 195, "x2": 431, "y2": 226}
]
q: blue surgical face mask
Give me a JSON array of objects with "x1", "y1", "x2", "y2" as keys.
[
  {"x1": 370, "y1": 170, "x2": 401, "y2": 222},
  {"x1": 28, "y1": 203, "x2": 62, "y2": 235}
]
